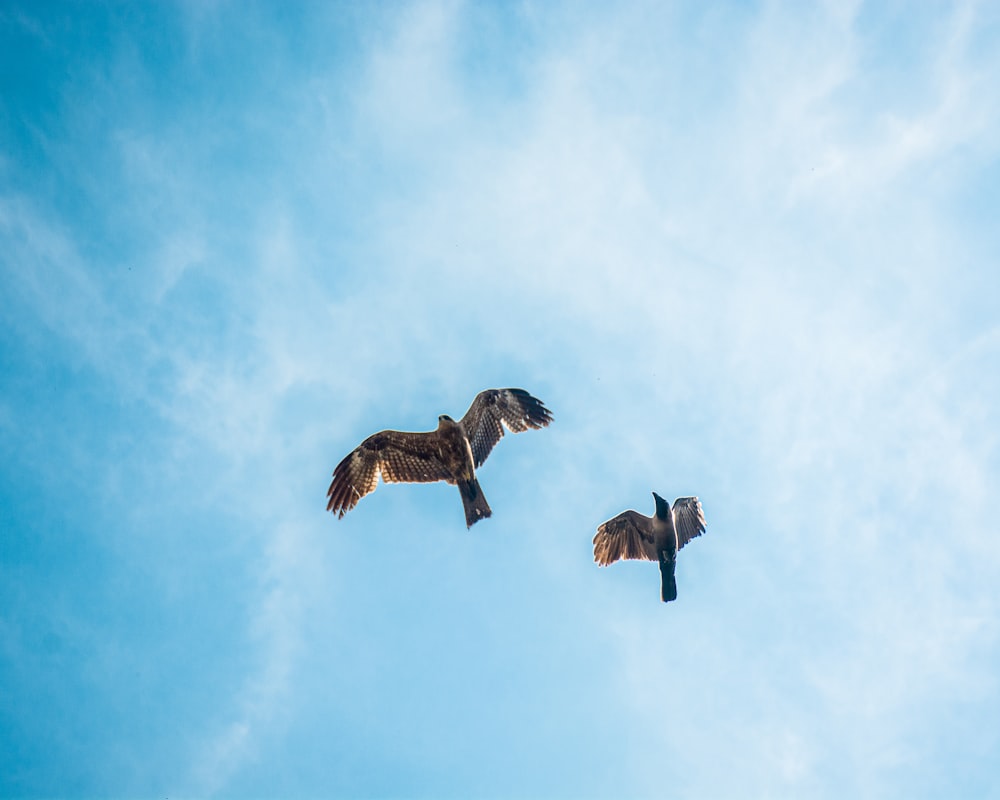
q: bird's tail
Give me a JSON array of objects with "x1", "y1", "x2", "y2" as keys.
[
  {"x1": 459, "y1": 478, "x2": 492, "y2": 528},
  {"x1": 659, "y1": 553, "x2": 678, "y2": 603}
]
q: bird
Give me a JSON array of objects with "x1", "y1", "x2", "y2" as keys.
[
  {"x1": 326, "y1": 388, "x2": 553, "y2": 527},
  {"x1": 593, "y1": 493, "x2": 706, "y2": 602}
]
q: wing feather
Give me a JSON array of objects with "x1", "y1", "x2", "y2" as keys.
[
  {"x1": 459, "y1": 388, "x2": 553, "y2": 468},
  {"x1": 673, "y1": 496, "x2": 707, "y2": 550},
  {"x1": 326, "y1": 430, "x2": 454, "y2": 518},
  {"x1": 593, "y1": 510, "x2": 657, "y2": 566}
]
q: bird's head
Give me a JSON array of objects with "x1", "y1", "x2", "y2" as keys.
[
  {"x1": 438, "y1": 414, "x2": 455, "y2": 426},
  {"x1": 652, "y1": 492, "x2": 670, "y2": 517}
]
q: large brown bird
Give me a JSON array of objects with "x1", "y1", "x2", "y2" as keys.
[
  {"x1": 593, "y1": 493, "x2": 706, "y2": 602},
  {"x1": 327, "y1": 388, "x2": 553, "y2": 527}
]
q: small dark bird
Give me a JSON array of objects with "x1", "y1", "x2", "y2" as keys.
[
  {"x1": 327, "y1": 388, "x2": 553, "y2": 527},
  {"x1": 593, "y1": 493, "x2": 706, "y2": 602}
]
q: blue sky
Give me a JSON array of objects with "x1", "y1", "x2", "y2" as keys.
[{"x1": 2, "y1": 1, "x2": 999, "y2": 797}]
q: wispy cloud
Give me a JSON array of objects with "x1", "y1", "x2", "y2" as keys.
[{"x1": 2, "y1": 1, "x2": 998, "y2": 797}]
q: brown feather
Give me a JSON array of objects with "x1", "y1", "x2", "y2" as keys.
[
  {"x1": 673, "y1": 496, "x2": 707, "y2": 550},
  {"x1": 326, "y1": 430, "x2": 452, "y2": 518},
  {"x1": 460, "y1": 388, "x2": 553, "y2": 468},
  {"x1": 592, "y1": 510, "x2": 656, "y2": 566},
  {"x1": 326, "y1": 388, "x2": 552, "y2": 524}
]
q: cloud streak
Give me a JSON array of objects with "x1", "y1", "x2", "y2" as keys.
[{"x1": 2, "y1": 1, "x2": 999, "y2": 797}]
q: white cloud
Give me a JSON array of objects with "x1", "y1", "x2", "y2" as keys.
[
  {"x1": 4, "y1": 0, "x2": 999, "y2": 796},
  {"x1": 186, "y1": 519, "x2": 321, "y2": 795}
]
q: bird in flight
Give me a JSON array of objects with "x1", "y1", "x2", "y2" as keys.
[
  {"x1": 593, "y1": 493, "x2": 706, "y2": 602},
  {"x1": 327, "y1": 388, "x2": 553, "y2": 527}
]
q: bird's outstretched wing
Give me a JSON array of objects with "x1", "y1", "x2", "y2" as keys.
[
  {"x1": 458, "y1": 388, "x2": 553, "y2": 468},
  {"x1": 673, "y1": 497, "x2": 707, "y2": 550},
  {"x1": 593, "y1": 510, "x2": 658, "y2": 566},
  {"x1": 326, "y1": 430, "x2": 454, "y2": 518}
]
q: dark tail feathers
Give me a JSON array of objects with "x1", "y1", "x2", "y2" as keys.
[
  {"x1": 659, "y1": 553, "x2": 678, "y2": 603},
  {"x1": 459, "y1": 478, "x2": 492, "y2": 528}
]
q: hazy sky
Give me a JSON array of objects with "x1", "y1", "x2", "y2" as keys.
[{"x1": 2, "y1": 1, "x2": 999, "y2": 797}]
